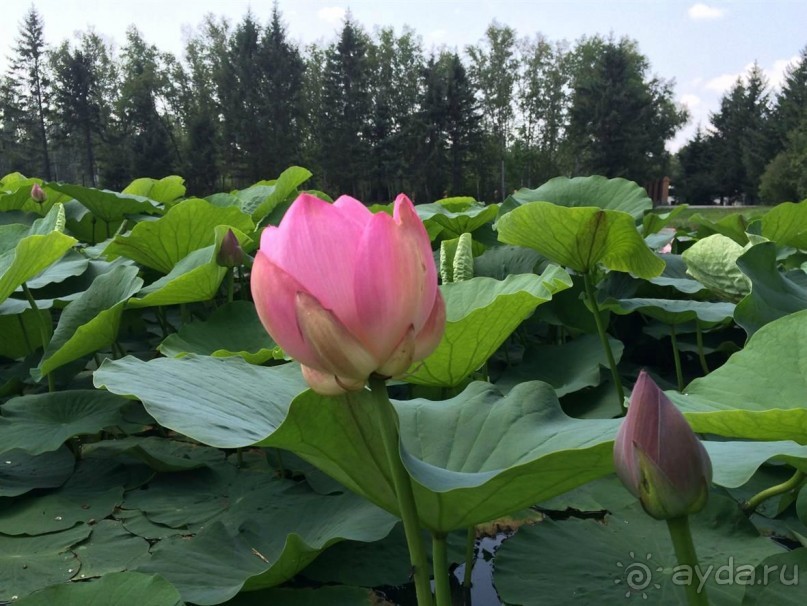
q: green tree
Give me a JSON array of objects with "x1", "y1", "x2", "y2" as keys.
[
  {"x1": 50, "y1": 32, "x2": 116, "y2": 186},
  {"x1": 675, "y1": 128, "x2": 718, "y2": 204},
  {"x1": 467, "y1": 22, "x2": 519, "y2": 200},
  {"x1": 445, "y1": 52, "x2": 481, "y2": 196},
  {"x1": 709, "y1": 64, "x2": 774, "y2": 204},
  {"x1": 366, "y1": 26, "x2": 425, "y2": 200},
  {"x1": 259, "y1": 4, "x2": 305, "y2": 177},
  {"x1": 112, "y1": 27, "x2": 177, "y2": 185},
  {"x1": 4, "y1": 6, "x2": 52, "y2": 179},
  {"x1": 515, "y1": 35, "x2": 571, "y2": 186},
  {"x1": 320, "y1": 15, "x2": 373, "y2": 197},
  {"x1": 567, "y1": 35, "x2": 686, "y2": 185}
]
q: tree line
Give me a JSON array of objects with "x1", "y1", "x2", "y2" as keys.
[{"x1": 1, "y1": 5, "x2": 805, "y2": 204}]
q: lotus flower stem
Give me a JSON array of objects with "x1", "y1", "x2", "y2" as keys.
[
  {"x1": 670, "y1": 324, "x2": 684, "y2": 391},
  {"x1": 22, "y1": 282, "x2": 53, "y2": 392},
  {"x1": 582, "y1": 271, "x2": 625, "y2": 403},
  {"x1": 742, "y1": 469, "x2": 806, "y2": 514},
  {"x1": 666, "y1": 515, "x2": 709, "y2": 605},
  {"x1": 462, "y1": 526, "x2": 476, "y2": 595},
  {"x1": 432, "y1": 532, "x2": 451, "y2": 606},
  {"x1": 368, "y1": 376, "x2": 434, "y2": 606},
  {"x1": 695, "y1": 322, "x2": 710, "y2": 374},
  {"x1": 226, "y1": 268, "x2": 235, "y2": 303}
]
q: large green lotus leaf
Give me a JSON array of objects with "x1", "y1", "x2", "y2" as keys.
[
  {"x1": 0, "y1": 204, "x2": 77, "y2": 304},
  {"x1": 494, "y1": 495, "x2": 783, "y2": 606},
  {"x1": 157, "y1": 301, "x2": 284, "y2": 363},
  {"x1": 0, "y1": 308, "x2": 52, "y2": 359},
  {"x1": 94, "y1": 355, "x2": 620, "y2": 533},
  {"x1": 472, "y1": 244, "x2": 543, "y2": 280},
  {"x1": 493, "y1": 333, "x2": 623, "y2": 396},
  {"x1": 14, "y1": 571, "x2": 184, "y2": 606},
  {"x1": 497, "y1": 202, "x2": 664, "y2": 277},
  {"x1": 47, "y1": 182, "x2": 161, "y2": 223},
  {"x1": 692, "y1": 211, "x2": 752, "y2": 245},
  {"x1": 0, "y1": 460, "x2": 124, "y2": 535},
  {"x1": 135, "y1": 475, "x2": 397, "y2": 605},
  {"x1": 682, "y1": 234, "x2": 751, "y2": 300},
  {"x1": 93, "y1": 356, "x2": 306, "y2": 448},
  {"x1": 262, "y1": 381, "x2": 621, "y2": 532},
  {"x1": 705, "y1": 440, "x2": 807, "y2": 488},
  {"x1": 234, "y1": 166, "x2": 312, "y2": 222},
  {"x1": 24, "y1": 250, "x2": 88, "y2": 289},
  {"x1": 648, "y1": 254, "x2": 708, "y2": 294},
  {"x1": 758, "y1": 200, "x2": 807, "y2": 249},
  {"x1": 0, "y1": 390, "x2": 135, "y2": 455},
  {"x1": 405, "y1": 268, "x2": 572, "y2": 387},
  {"x1": 509, "y1": 175, "x2": 653, "y2": 221},
  {"x1": 0, "y1": 523, "x2": 90, "y2": 602},
  {"x1": 668, "y1": 309, "x2": 807, "y2": 442},
  {"x1": 0, "y1": 447, "x2": 74, "y2": 497},
  {"x1": 81, "y1": 437, "x2": 225, "y2": 472},
  {"x1": 104, "y1": 198, "x2": 254, "y2": 273},
  {"x1": 70, "y1": 520, "x2": 151, "y2": 579},
  {"x1": 224, "y1": 586, "x2": 375, "y2": 606},
  {"x1": 127, "y1": 227, "x2": 240, "y2": 307},
  {"x1": 740, "y1": 550, "x2": 807, "y2": 605},
  {"x1": 643, "y1": 205, "x2": 689, "y2": 235},
  {"x1": 33, "y1": 265, "x2": 143, "y2": 379},
  {"x1": 604, "y1": 297, "x2": 736, "y2": 325},
  {"x1": 734, "y1": 242, "x2": 807, "y2": 336},
  {"x1": 415, "y1": 202, "x2": 500, "y2": 239},
  {"x1": 123, "y1": 175, "x2": 186, "y2": 206}
]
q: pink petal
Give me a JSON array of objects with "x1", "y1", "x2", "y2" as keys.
[
  {"x1": 250, "y1": 250, "x2": 321, "y2": 369},
  {"x1": 260, "y1": 193, "x2": 368, "y2": 324},
  {"x1": 393, "y1": 194, "x2": 438, "y2": 329},
  {"x1": 376, "y1": 326, "x2": 415, "y2": 377},
  {"x1": 295, "y1": 290, "x2": 379, "y2": 380},
  {"x1": 412, "y1": 290, "x2": 446, "y2": 361},
  {"x1": 300, "y1": 364, "x2": 365, "y2": 396},
  {"x1": 351, "y1": 195, "x2": 437, "y2": 360}
]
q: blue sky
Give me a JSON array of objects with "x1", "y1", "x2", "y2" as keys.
[{"x1": 2, "y1": 0, "x2": 805, "y2": 151}]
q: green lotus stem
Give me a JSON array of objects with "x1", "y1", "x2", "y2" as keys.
[
  {"x1": 462, "y1": 525, "x2": 476, "y2": 595},
  {"x1": 22, "y1": 283, "x2": 54, "y2": 392},
  {"x1": 368, "y1": 376, "x2": 433, "y2": 606},
  {"x1": 742, "y1": 469, "x2": 807, "y2": 514},
  {"x1": 695, "y1": 322, "x2": 710, "y2": 375},
  {"x1": 582, "y1": 271, "x2": 625, "y2": 403},
  {"x1": 226, "y1": 267, "x2": 235, "y2": 303},
  {"x1": 16, "y1": 314, "x2": 33, "y2": 355},
  {"x1": 670, "y1": 324, "x2": 684, "y2": 391},
  {"x1": 666, "y1": 516, "x2": 709, "y2": 605},
  {"x1": 432, "y1": 532, "x2": 451, "y2": 606},
  {"x1": 236, "y1": 448, "x2": 243, "y2": 468}
]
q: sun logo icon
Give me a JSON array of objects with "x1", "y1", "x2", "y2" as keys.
[{"x1": 614, "y1": 551, "x2": 663, "y2": 599}]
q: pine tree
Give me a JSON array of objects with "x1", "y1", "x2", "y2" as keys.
[{"x1": 5, "y1": 6, "x2": 52, "y2": 179}]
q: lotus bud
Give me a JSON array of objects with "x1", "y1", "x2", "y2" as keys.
[
  {"x1": 613, "y1": 370, "x2": 712, "y2": 520},
  {"x1": 217, "y1": 229, "x2": 244, "y2": 268},
  {"x1": 250, "y1": 192, "x2": 445, "y2": 395},
  {"x1": 30, "y1": 183, "x2": 47, "y2": 203}
]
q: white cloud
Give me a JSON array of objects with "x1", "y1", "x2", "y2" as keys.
[
  {"x1": 688, "y1": 3, "x2": 726, "y2": 20},
  {"x1": 704, "y1": 72, "x2": 741, "y2": 93},
  {"x1": 769, "y1": 55, "x2": 801, "y2": 89},
  {"x1": 680, "y1": 93, "x2": 702, "y2": 109},
  {"x1": 317, "y1": 6, "x2": 346, "y2": 26}
]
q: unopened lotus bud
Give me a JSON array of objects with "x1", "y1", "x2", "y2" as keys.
[
  {"x1": 31, "y1": 183, "x2": 47, "y2": 203},
  {"x1": 217, "y1": 229, "x2": 244, "y2": 268},
  {"x1": 613, "y1": 370, "x2": 712, "y2": 520}
]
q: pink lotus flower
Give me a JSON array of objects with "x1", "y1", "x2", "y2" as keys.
[
  {"x1": 613, "y1": 370, "x2": 712, "y2": 520},
  {"x1": 251, "y1": 193, "x2": 445, "y2": 395},
  {"x1": 30, "y1": 183, "x2": 47, "y2": 203}
]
